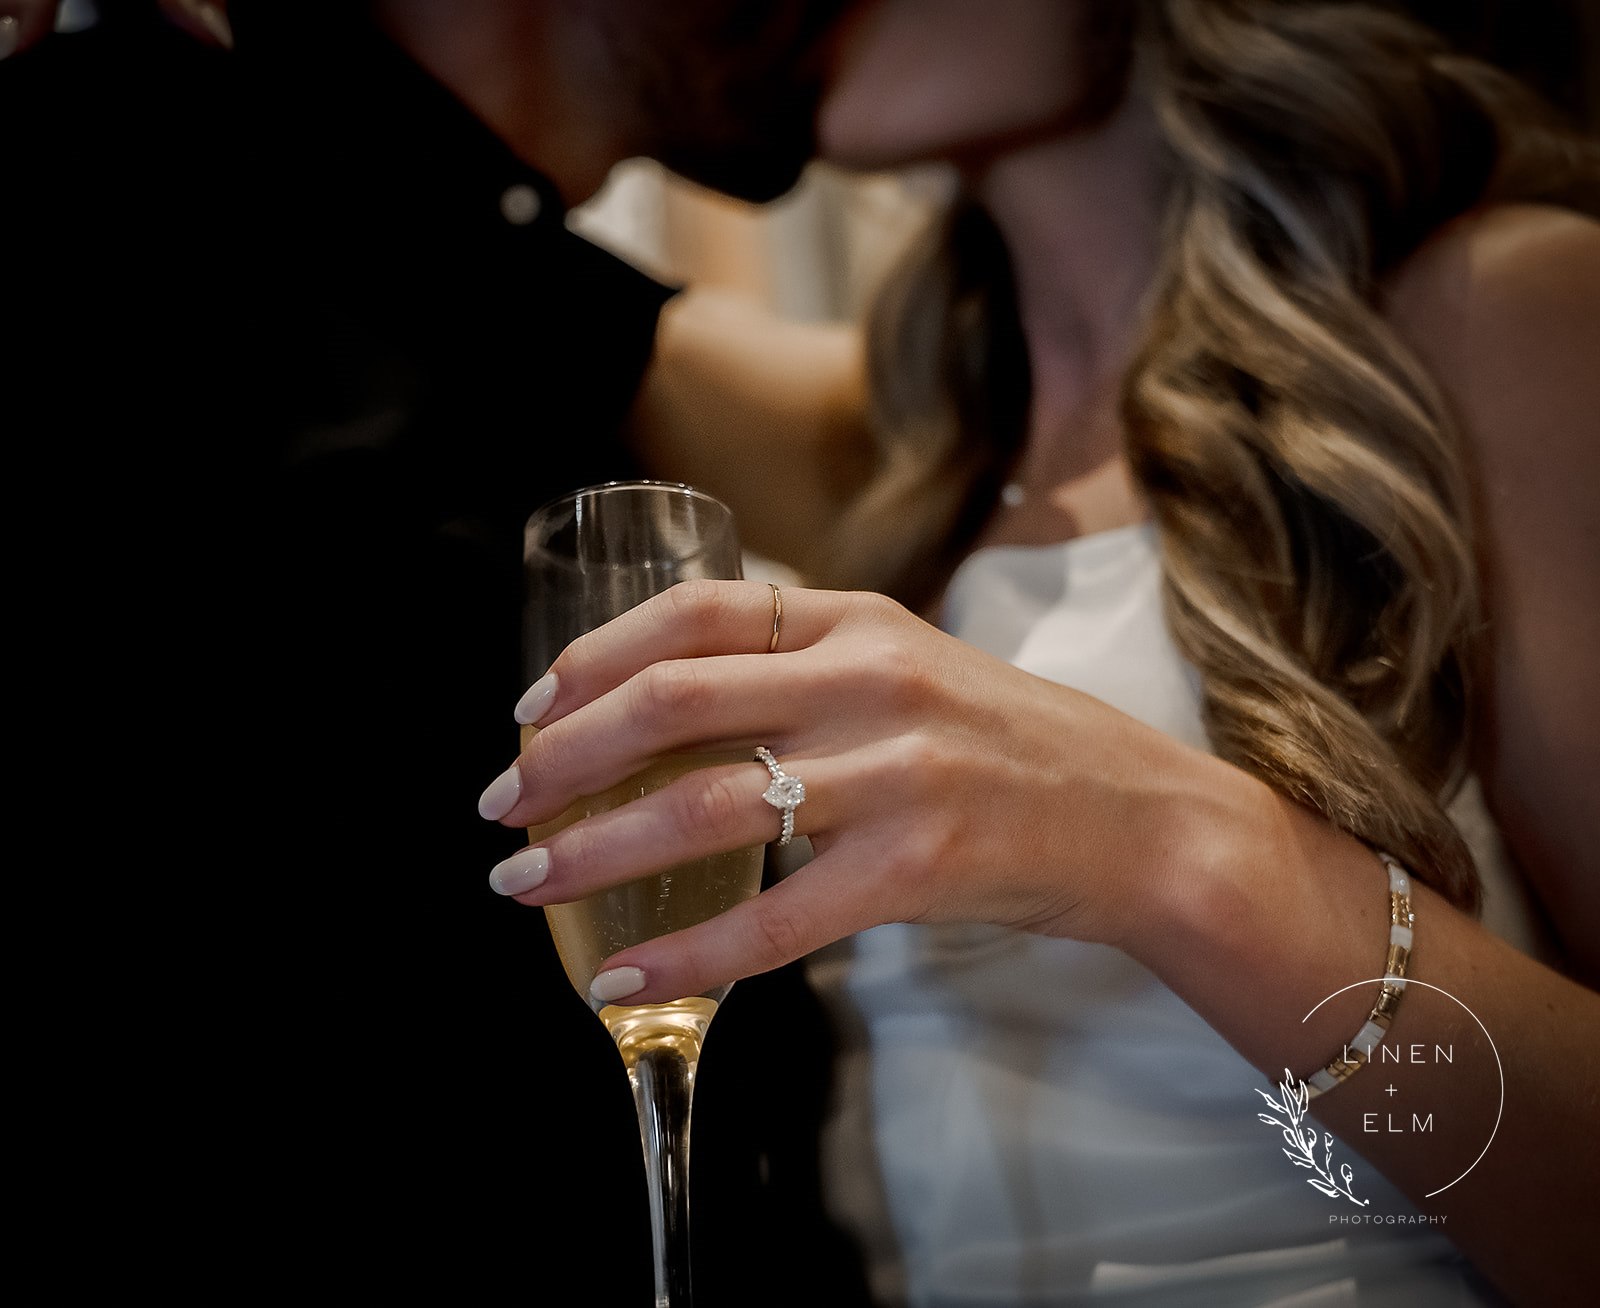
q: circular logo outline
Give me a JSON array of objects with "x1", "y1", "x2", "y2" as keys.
[{"x1": 1302, "y1": 978, "x2": 1503, "y2": 1197}]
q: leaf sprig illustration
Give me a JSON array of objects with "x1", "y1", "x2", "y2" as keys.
[{"x1": 1255, "y1": 1068, "x2": 1368, "y2": 1206}]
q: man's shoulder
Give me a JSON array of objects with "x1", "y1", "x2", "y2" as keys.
[
  {"x1": 3, "y1": 17, "x2": 239, "y2": 133},
  {"x1": 6, "y1": 19, "x2": 245, "y2": 238}
]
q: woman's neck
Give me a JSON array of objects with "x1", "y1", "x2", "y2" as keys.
[
  {"x1": 966, "y1": 95, "x2": 1168, "y2": 538},
  {"x1": 971, "y1": 96, "x2": 1166, "y2": 436}
]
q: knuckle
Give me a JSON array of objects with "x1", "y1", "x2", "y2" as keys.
[
  {"x1": 874, "y1": 839, "x2": 920, "y2": 893},
  {"x1": 878, "y1": 821, "x2": 937, "y2": 887},
  {"x1": 850, "y1": 636, "x2": 938, "y2": 714},
  {"x1": 912, "y1": 814, "x2": 963, "y2": 881},
  {"x1": 517, "y1": 727, "x2": 561, "y2": 796},
  {"x1": 881, "y1": 730, "x2": 948, "y2": 787},
  {"x1": 663, "y1": 578, "x2": 726, "y2": 626},
  {"x1": 670, "y1": 771, "x2": 746, "y2": 838},
  {"x1": 553, "y1": 627, "x2": 596, "y2": 676},
  {"x1": 549, "y1": 820, "x2": 601, "y2": 882},
  {"x1": 744, "y1": 897, "x2": 807, "y2": 971},
  {"x1": 866, "y1": 737, "x2": 965, "y2": 900},
  {"x1": 847, "y1": 588, "x2": 908, "y2": 626},
  {"x1": 633, "y1": 659, "x2": 708, "y2": 723},
  {"x1": 879, "y1": 818, "x2": 960, "y2": 916},
  {"x1": 672, "y1": 928, "x2": 729, "y2": 1000}
]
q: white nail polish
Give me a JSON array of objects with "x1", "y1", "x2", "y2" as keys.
[
  {"x1": 489, "y1": 847, "x2": 549, "y2": 896},
  {"x1": 477, "y1": 765, "x2": 523, "y2": 821},
  {"x1": 514, "y1": 672, "x2": 559, "y2": 726},
  {"x1": 590, "y1": 966, "x2": 646, "y2": 1004}
]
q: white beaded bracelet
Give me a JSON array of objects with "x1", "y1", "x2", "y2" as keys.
[{"x1": 1305, "y1": 851, "x2": 1414, "y2": 1099}]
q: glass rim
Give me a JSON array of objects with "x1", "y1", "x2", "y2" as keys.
[
  {"x1": 524, "y1": 479, "x2": 733, "y2": 528},
  {"x1": 523, "y1": 479, "x2": 740, "y2": 573}
]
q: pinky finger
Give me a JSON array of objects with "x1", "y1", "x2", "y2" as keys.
[{"x1": 586, "y1": 856, "x2": 881, "y2": 1007}]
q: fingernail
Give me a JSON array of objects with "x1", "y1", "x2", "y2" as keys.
[
  {"x1": 590, "y1": 967, "x2": 646, "y2": 1004},
  {"x1": 514, "y1": 671, "x2": 559, "y2": 725},
  {"x1": 477, "y1": 765, "x2": 523, "y2": 821},
  {"x1": 489, "y1": 846, "x2": 549, "y2": 896},
  {"x1": 0, "y1": 18, "x2": 19, "y2": 61}
]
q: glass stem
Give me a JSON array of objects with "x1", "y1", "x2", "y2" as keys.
[{"x1": 629, "y1": 1044, "x2": 696, "y2": 1307}]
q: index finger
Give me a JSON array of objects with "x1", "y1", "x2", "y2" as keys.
[{"x1": 517, "y1": 579, "x2": 841, "y2": 728}]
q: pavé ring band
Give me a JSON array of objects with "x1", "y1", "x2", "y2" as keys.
[{"x1": 755, "y1": 746, "x2": 806, "y2": 846}]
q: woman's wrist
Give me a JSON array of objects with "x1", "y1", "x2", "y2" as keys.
[
  {"x1": 1104, "y1": 744, "x2": 1290, "y2": 966},
  {"x1": 1108, "y1": 746, "x2": 1401, "y2": 1080}
]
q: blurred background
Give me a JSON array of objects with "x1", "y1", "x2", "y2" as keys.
[
  {"x1": 571, "y1": 0, "x2": 1599, "y2": 325},
  {"x1": 31, "y1": 0, "x2": 1600, "y2": 328}
]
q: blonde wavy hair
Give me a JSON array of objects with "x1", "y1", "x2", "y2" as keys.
[{"x1": 821, "y1": 0, "x2": 1600, "y2": 910}]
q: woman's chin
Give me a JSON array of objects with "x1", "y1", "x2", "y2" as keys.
[
  {"x1": 815, "y1": 121, "x2": 961, "y2": 174},
  {"x1": 817, "y1": 143, "x2": 926, "y2": 173}
]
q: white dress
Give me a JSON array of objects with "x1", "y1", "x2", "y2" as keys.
[{"x1": 806, "y1": 523, "x2": 1551, "y2": 1307}]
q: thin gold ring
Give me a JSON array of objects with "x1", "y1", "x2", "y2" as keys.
[{"x1": 767, "y1": 583, "x2": 784, "y2": 653}]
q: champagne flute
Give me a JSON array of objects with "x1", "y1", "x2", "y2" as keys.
[{"x1": 521, "y1": 480, "x2": 764, "y2": 1308}]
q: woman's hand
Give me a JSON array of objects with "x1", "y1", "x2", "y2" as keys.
[
  {"x1": 478, "y1": 579, "x2": 1240, "y2": 1005},
  {"x1": 479, "y1": 580, "x2": 1600, "y2": 1307}
]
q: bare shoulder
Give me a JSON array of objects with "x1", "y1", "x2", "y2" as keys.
[
  {"x1": 1381, "y1": 201, "x2": 1600, "y2": 559},
  {"x1": 1382, "y1": 203, "x2": 1600, "y2": 554},
  {"x1": 1383, "y1": 204, "x2": 1600, "y2": 466},
  {"x1": 1385, "y1": 202, "x2": 1600, "y2": 325},
  {"x1": 1388, "y1": 207, "x2": 1600, "y2": 974}
]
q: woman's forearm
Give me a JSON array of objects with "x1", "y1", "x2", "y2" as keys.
[{"x1": 1120, "y1": 757, "x2": 1600, "y2": 1305}]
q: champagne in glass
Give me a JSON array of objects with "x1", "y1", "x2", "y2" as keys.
[{"x1": 522, "y1": 481, "x2": 762, "y2": 1307}]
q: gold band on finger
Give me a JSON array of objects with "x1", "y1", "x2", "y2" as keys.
[{"x1": 767, "y1": 583, "x2": 784, "y2": 653}]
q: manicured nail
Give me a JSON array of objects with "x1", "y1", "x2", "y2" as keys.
[
  {"x1": 477, "y1": 765, "x2": 523, "y2": 820},
  {"x1": 489, "y1": 846, "x2": 549, "y2": 896},
  {"x1": 0, "y1": 18, "x2": 19, "y2": 61},
  {"x1": 590, "y1": 967, "x2": 646, "y2": 1004},
  {"x1": 514, "y1": 672, "x2": 559, "y2": 725}
]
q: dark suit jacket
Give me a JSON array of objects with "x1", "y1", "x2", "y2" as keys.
[{"x1": 5, "y1": 6, "x2": 869, "y2": 1302}]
